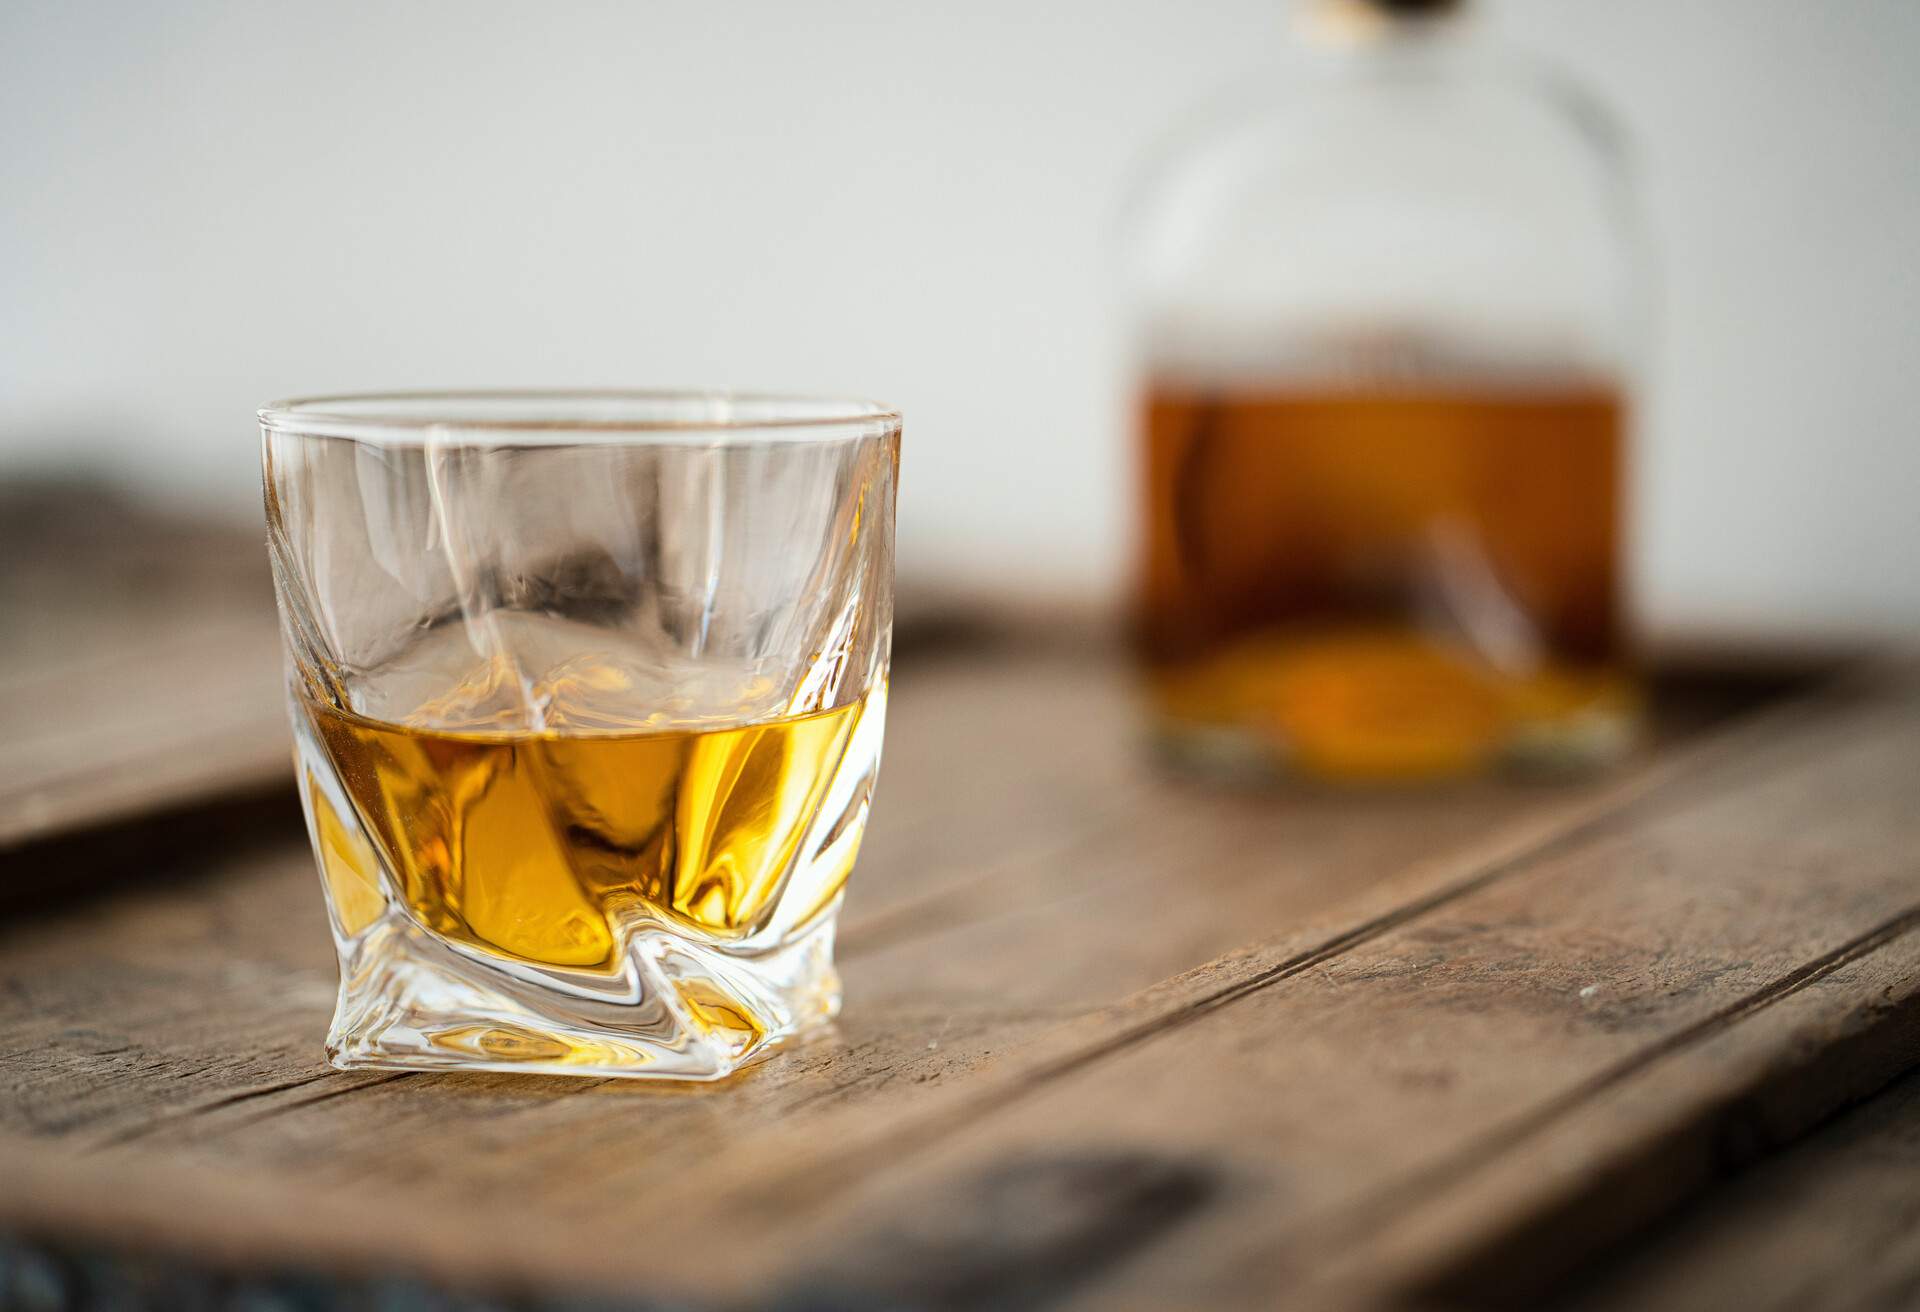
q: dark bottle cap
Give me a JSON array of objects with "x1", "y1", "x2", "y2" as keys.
[{"x1": 1368, "y1": 0, "x2": 1466, "y2": 15}]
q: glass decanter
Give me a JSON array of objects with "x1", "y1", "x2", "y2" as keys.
[{"x1": 1126, "y1": 0, "x2": 1645, "y2": 782}]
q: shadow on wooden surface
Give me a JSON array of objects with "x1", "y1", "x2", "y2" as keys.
[{"x1": 0, "y1": 784, "x2": 301, "y2": 916}]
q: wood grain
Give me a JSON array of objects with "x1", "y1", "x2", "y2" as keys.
[
  {"x1": 1563, "y1": 1066, "x2": 1920, "y2": 1312},
  {"x1": 6, "y1": 625, "x2": 1917, "y2": 1310}
]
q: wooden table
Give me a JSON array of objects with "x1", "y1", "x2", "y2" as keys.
[{"x1": 5, "y1": 498, "x2": 1920, "y2": 1310}]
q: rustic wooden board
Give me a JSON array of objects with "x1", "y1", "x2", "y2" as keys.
[
  {"x1": 2, "y1": 622, "x2": 1916, "y2": 1308},
  {"x1": 0, "y1": 491, "x2": 1912, "y2": 1312}
]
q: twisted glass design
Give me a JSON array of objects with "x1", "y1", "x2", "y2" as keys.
[{"x1": 262, "y1": 392, "x2": 898, "y2": 1079}]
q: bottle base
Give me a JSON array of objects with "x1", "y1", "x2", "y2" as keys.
[
  {"x1": 1143, "y1": 630, "x2": 1640, "y2": 785},
  {"x1": 1147, "y1": 706, "x2": 1638, "y2": 786}
]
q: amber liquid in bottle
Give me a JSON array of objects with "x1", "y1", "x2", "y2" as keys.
[
  {"x1": 1135, "y1": 378, "x2": 1634, "y2": 780},
  {"x1": 302, "y1": 685, "x2": 874, "y2": 984}
]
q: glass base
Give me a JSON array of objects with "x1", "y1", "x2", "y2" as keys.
[{"x1": 326, "y1": 911, "x2": 841, "y2": 1081}]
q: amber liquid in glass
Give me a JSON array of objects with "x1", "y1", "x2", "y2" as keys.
[
  {"x1": 1135, "y1": 378, "x2": 1633, "y2": 780},
  {"x1": 302, "y1": 686, "x2": 873, "y2": 977}
]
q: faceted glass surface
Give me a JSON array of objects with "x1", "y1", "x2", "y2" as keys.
[{"x1": 262, "y1": 391, "x2": 898, "y2": 1079}]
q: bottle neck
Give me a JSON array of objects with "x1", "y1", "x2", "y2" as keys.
[{"x1": 1298, "y1": 0, "x2": 1478, "y2": 55}]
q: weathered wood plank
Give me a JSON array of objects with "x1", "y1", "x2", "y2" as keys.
[
  {"x1": 3, "y1": 643, "x2": 1887, "y2": 1311},
  {"x1": 1562, "y1": 1066, "x2": 1920, "y2": 1312},
  {"x1": 1359, "y1": 914, "x2": 1920, "y2": 1308},
  {"x1": 0, "y1": 488, "x2": 288, "y2": 851}
]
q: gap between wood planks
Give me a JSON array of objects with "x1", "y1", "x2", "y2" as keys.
[
  {"x1": 1300, "y1": 899, "x2": 1920, "y2": 1296},
  {"x1": 1550, "y1": 1065, "x2": 1920, "y2": 1312}
]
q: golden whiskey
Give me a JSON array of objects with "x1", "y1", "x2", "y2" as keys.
[
  {"x1": 1136, "y1": 379, "x2": 1633, "y2": 780},
  {"x1": 303, "y1": 686, "x2": 875, "y2": 973}
]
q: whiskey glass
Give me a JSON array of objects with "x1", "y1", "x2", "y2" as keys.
[{"x1": 261, "y1": 392, "x2": 899, "y2": 1079}]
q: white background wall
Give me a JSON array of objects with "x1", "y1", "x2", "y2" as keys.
[{"x1": 3, "y1": 1, "x2": 1916, "y2": 641}]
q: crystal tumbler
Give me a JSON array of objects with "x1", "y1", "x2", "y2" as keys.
[{"x1": 261, "y1": 392, "x2": 899, "y2": 1079}]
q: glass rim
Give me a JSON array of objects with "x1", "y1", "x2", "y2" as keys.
[{"x1": 258, "y1": 389, "x2": 901, "y2": 445}]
